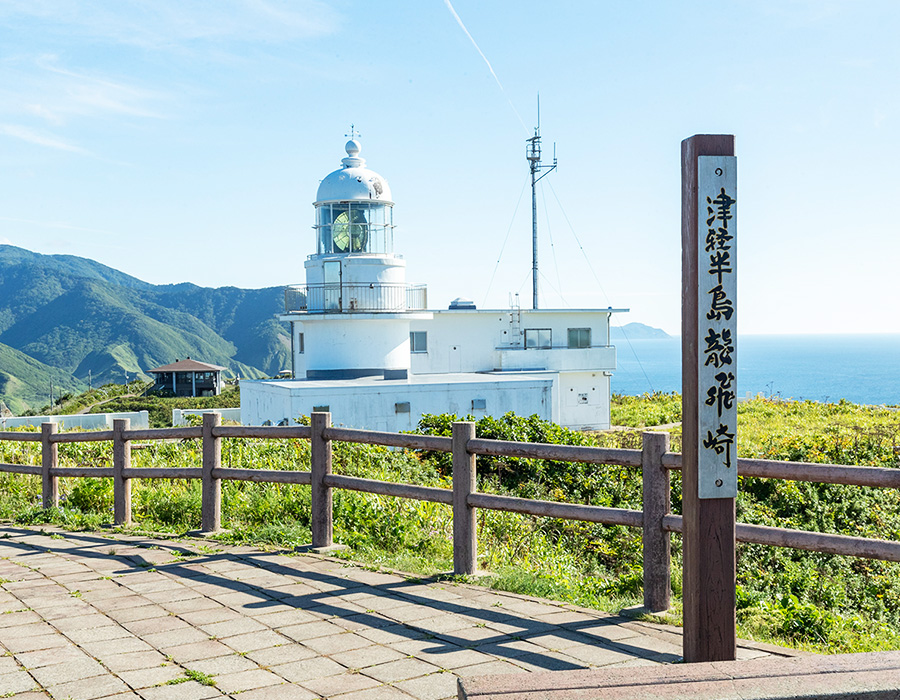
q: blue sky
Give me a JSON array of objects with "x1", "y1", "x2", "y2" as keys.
[{"x1": 1, "y1": 0, "x2": 897, "y2": 336}]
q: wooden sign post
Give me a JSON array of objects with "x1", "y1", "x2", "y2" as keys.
[{"x1": 681, "y1": 134, "x2": 737, "y2": 662}]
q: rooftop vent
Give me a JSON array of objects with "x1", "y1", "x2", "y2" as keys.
[{"x1": 449, "y1": 297, "x2": 476, "y2": 310}]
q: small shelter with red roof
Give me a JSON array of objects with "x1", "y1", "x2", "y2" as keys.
[{"x1": 147, "y1": 358, "x2": 226, "y2": 397}]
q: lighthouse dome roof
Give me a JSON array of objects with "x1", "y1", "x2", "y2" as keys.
[{"x1": 315, "y1": 139, "x2": 393, "y2": 204}]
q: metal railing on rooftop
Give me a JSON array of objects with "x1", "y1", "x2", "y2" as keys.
[{"x1": 284, "y1": 283, "x2": 427, "y2": 314}]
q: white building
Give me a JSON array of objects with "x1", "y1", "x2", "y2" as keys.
[{"x1": 240, "y1": 138, "x2": 626, "y2": 431}]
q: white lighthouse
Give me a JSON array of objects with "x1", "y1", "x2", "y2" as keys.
[
  {"x1": 286, "y1": 138, "x2": 430, "y2": 381},
  {"x1": 241, "y1": 136, "x2": 627, "y2": 431}
]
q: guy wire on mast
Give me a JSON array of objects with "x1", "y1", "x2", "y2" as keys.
[{"x1": 526, "y1": 96, "x2": 557, "y2": 309}]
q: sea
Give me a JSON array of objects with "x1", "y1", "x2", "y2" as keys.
[{"x1": 612, "y1": 334, "x2": 900, "y2": 407}]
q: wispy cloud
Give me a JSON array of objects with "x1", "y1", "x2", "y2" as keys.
[
  {"x1": 0, "y1": 124, "x2": 90, "y2": 154},
  {"x1": 0, "y1": 0, "x2": 339, "y2": 48},
  {"x1": 442, "y1": 0, "x2": 528, "y2": 132},
  {"x1": 0, "y1": 54, "x2": 170, "y2": 148}
]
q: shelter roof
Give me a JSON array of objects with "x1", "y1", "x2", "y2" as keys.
[{"x1": 147, "y1": 359, "x2": 226, "y2": 374}]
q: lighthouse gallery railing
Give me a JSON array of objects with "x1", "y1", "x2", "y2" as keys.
[{"x1": 284, "y1": 283, "x2": 427, "y2": 314}]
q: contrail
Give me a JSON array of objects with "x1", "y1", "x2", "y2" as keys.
[{"x1": 443, "y1": 0, "x2": 529, "y2": 132}]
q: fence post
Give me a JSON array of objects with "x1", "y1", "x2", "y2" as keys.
[
  {"x1": 113, "y1": 418, "x2": 132, "y2": 526},
  {"x1": 201, "y1": 412, "x2": 222, "y2": 533},
  {"x1": 642, "y1": 431, "x2": 671, "y2": 613},
  {"x1": 41, "y1": 422, "x2": 58, "y2": 509},
  {"x1": 452, "y1": 421, "x2": 477, "y2": 576},
  {"x1": 311, "y1": 412, "x2": 333, "y2": 550}
]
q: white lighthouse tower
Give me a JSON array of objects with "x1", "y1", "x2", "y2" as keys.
[{"x1": 285, "y1": 138, "x2": 430, "y2": 381}]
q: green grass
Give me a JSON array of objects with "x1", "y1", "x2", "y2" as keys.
[{"x1": 1, "y1": 397, "x2": 898, "y2": 653}]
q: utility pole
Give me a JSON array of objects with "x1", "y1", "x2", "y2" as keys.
[{"x1": 525, "y1": 97, "x2": 557, "y2": 310}]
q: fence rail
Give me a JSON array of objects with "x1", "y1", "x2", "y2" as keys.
[{"x1": 1, "y1": 413, "x2": 898, "y2": 614}]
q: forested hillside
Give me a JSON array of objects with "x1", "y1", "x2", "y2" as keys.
[{"x1": 0, "y1": 245, "x2": 290, "y2": 412}]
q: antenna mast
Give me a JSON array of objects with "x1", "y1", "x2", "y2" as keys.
[{"x1": 525, "y1": 95, "x2": 557, "y2": 309}]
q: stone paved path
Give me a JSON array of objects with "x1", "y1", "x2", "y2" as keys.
[{"x1": 0, "y1": 525, "x2": 793, "y2": 700}]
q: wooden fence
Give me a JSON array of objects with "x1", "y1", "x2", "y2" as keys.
[{"x1": 2, "y1": 411, "x2": 899, "y2": 613}]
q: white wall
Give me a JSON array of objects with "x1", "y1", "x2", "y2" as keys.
[
  {"x1": 172, "y1": 408, "x2": 242, "y2": 426},
  {"x1": 557, "y1": 371, "x2": 611, "y2": 429},
  {"x1": 0, "y1": 411, "x2": 150, "y2": 431},
  {"x1": 241, "y1": 375, "x2": 558, "y2": 432},
  {"x1": 409, "y1": 309, "x2": 615, "y2": 375},
  {"x1": 303, "y1": 316, "x2": 411, "y2": 375}
]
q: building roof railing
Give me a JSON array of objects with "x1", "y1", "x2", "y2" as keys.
[{"x1": 284, "y1": 283, "x2": 427, "y2": 314}]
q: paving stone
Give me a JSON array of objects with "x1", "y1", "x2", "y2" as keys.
[
  {"x1": 142, "y1": 626, "x2": 213, "y2": 648},
  {"x1": 252, "y1": 608, "x2": 322, "y2": 628},
  {"x1": 17, "y1": 644, "x2": 91, "y2": 669},
  {"x1": 331, "y1": 610, "x2": 397, "y2": 632},
  {"x1": 51, "y1": 613, "x2": 119, "y2": 632},
  {"x1": 81, "y1": 636, "x2": 155, "y2": 662},
  {"x1": 524, "y1": 629, "x2": 595, "y2": 651},
  {"x1": 387, "y1": 604, "x2": 455, "y2": 624},
  {"x1": 357, "y1": 624, "x2": 428, "y2": 645},
  {"x1": 331, "y1": 684, "x2": 416, "y2": 700},
  {"x1": 122, "y1": 615, "x2": 187, "y2": 636},
  {"x1": 3, "y1": 632, "x2": 68, "y2": 653},
  {"x1": 572, "y1": 621, "x2": 644, "y2": 643},
  {"x1": 220, "y1": 628, "x2": 291, "y2": 653},
  {"x1": 232, "y1": 682, "x2": 319, "y2": 700},
  {"x1": 136, "y1": 680, "x2": 224, "y2": 699},
  {"x1": 159, "y1": 596, "x2": 221, "y2": 614},
  {"x1": 300, "y1": 630, "x2": 373, "y2": 655},
  {"x1": 0, "y1": 656, "x2": 20, "y2": 674},
  {"x1": 177, "y1": 606, "x2": 240, "y2": 626},
  {"x1": 244, "y1": 642, "x2": 318, "y2": 667},
  {"x1": 107, "y1": 604, "x2": 170, "y2": 624},
  {"x1": 393, "y1": 671, "x2": 460, "y2": 700},
  {"x1": 198, "y1": 617, "x2": 266, "y2": 638},
  {"x1": 115, "y1": 663, "x2": 186, "y2": 689},
  {"x1": 268, "y1": 655, "x2": 347, "y2": 683},
  {"x1": 0, "y1": 621, "x2": 48, "y2": 640},
  {"x1": 301, "y1": 670, "x2": 384, "y2": 696},
  {"x1": 544, "y1": 644, "x2": 636, "y2": 666},
  {"x1": 101, "y1": 649, "x2": 169, "y2": 673},
  {"x1": 163, "y1": 638, "x2": 234, "y2": 663},
  {"x1": 452, "y1": 659, "x2": 530, "y2": 677},
  {"x1": 362, "y1": 656, "x2": 443, "y2": 683},
  {"x1": 45, "y1": 672, "x2": 131, "y2": 699},
  {"x1": 507, "y1": 649, "x2": 594, "y2": 673},
  {"x1": 390, "y1": 640, "x2": 498, "y2": 670},
  {"x1": 279, "y1": 619, "x2": 345, "y2": 642},
  {"x1": 331, "y1": 643, "x2": 410, "y2": 671},
  {"x1": 213, "y1": 667, "x2": 284, "y2": 693},
  {"x1": 474, "y1": 638, "x2": 556, "y2": 659},
  {"x1": 0, "y1": 669, "x2": 39, "y2": 694},
  {"x1": 65, "y1": 624, "x2": 135, "y2": 644},
  {"x1": 535, "y1": 609, "x2": 607, "y2": 625},
  {"x1": 0, "y1": 611, "x2": 43, "y2": 629},
  {"x1": 186, "y1": 653, "x2": 261, "y2": 676}
]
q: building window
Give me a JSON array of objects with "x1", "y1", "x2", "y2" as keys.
[
  {"x1": 567, "y1": 328, "x2": 591, "y2": 349},
  {"x1": 297, "y1": 333, "x2": 305, "y2": 354},
  {"x1": 524, "y1": 328, "x2": 551, "y2": 349},
  {"x1": 410, "y1": 331, "x2": 428, "y2": 353}
]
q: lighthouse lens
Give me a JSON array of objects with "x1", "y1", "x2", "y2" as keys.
[{"x1": 332, "y1": 208, "x2": 368, "y2": 253}]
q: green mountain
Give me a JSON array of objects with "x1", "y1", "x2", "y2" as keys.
[{"x1": 0, "y1": 245, "x2": 290, "y2": 413}]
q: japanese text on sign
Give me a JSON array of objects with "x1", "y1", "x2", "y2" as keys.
[{"x1": 698, "y1": 156, "x2": 737, "y2": 499}]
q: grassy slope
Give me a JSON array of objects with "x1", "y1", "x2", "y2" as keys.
[{"x1": 0, "y1": 341, "x2": 87, "y2": 414}]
